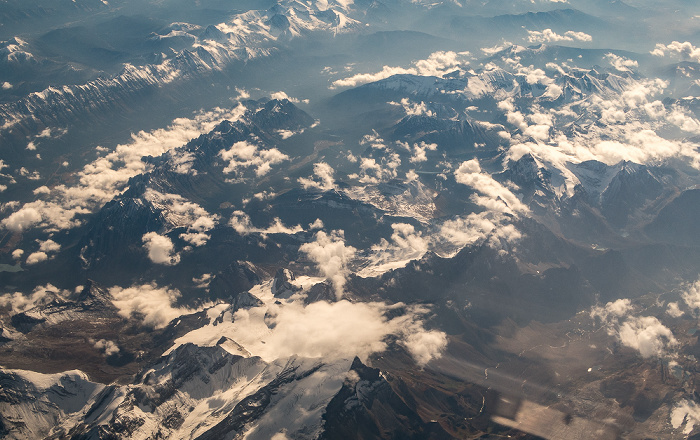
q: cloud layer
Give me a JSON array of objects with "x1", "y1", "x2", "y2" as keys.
[
  {"x1": 109, "y1": 283, "x2": 195, "y2": 329},
  {"x1": 299, "y1": 231, "x2": 357, "y2": 299}
]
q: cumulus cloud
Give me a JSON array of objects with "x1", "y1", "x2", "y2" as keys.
[
  {"x1": 299, "y1": 230, "x2": 357, "y2": 299},
  {"x1": 218, "y1": 140, "x2": 289, "y2": 177},
  {"x1": 591, "y1": 299, "x2": 677, "y2": 358},
  {"x1": 666, "y1": 302, "x2": 684, "y2": 318},
  {"x1": 526, "y1": 29, "x2": 592, "y2": 43},
  {"x1": 672, "y1": 400, "x2": 700, "y2": 435},
  {"x1": 409, "y1": 141, "x2": 438, "y2": 163},
  {"x1": 481, "y1": 42, "x2": 514, "y2": 56},
  {"x1": 390, "y1": 98, "x2": 434, "y2": 117},
  {"x1": 229, "y1": 210, "x2": 303, "y2": 236},
  {"x1": 501, "y1": 75, "x2": 700, "y2": 192},
  {"x1": 166, "y1": 151, "x2": 197, "y2": 175},
  {"x1": 651, "y1": 41, "x2": 700, "y2": 62},
  {"x1": 0, "y1": 284, "x2": 70, "y2": 314},
  {"x1": 38, "y1": 239, "x2": 60, "y2": 253},
  {"x1": 177, "y1": 287, "x2": 447, "y2": 366},
  {"x1": 330, "y1": 51, "x2": 470, "y2": 89},
  {"x1": 25, "y1": 252, "x2": 48, "y2": 265},
  {"x1": 11, "y1": 249, "x2": 23, "y2": 260},
  {"x1": 143, "y1": 190, "x2": 219, "y2": 246},
  {"x1": 606, "y1": 53, "x2": 638, "y2": 72},
  {"x1": 270, "y1": 91, "x2": 309, "y2": 104},
  {"x1": 142, "y1": 232, "x2": 180, "y2": 265},
  {"x1": 92, "y1": 339, "x2": 120, "y2": 356},
  {"x1": 1, "y1": 203, "x2": 66, "y2": 232},
  {"x1": 402, "y1": 327, "x2": 448, "y2": 367},
  {"x1": 681, "y1": 279, "x2": 700, "y2": 315},
  {"x1": 109, "y1": 283, "x2": 195, "y2": 328},
  {"x1": 590, "y1": 298, "x2": 633, "y2": 322},
  {"x1": 413, "y1": 51, "x2": 470, "y2": 77},
  {"x1": 179, "y1": 214, "x2": 217, "y2": 246},
  {"x1": 298, "y1": 162, "x2": 336, "y2": 191},
  {"x1": 454, "y1": 159, "x2": 529, "y2": 215},
  {"x1": 427, "y1": 158, "x2": 532, "y2": 254},
  {"x1": 438, "y1": 212, "x2": 523, "y2": 253},
  {"x1": 1, "y1": 105, "x2": 247, "y2": 233},
  {"x1": 617, "y1": 316, "x2": 677, "y2": 358},
  {"x1": 359, "y1": 223, "x2": 429, "y2": 277},
  {"x1": 331, "y1": 65, "x2": 416, "y2": 89},
  {"x1": 350, "y1": 145, "x2": 402, "y2": 184}
]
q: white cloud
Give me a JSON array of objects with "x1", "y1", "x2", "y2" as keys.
[
  {"x1": 331, "y1": 65, "x2": 417, "y2": 89},
  {"x1": 672, "y1": 400, "x2": 700, "y2": 435},
  {"x1": 269, "y1": 91, "x2": 308, "y2": 104},
  {"x1": 413, "y1": 51, "x2": 470, "y2": 77},
  {"x1": 606, "y1": 53, "x2": 638, "y2": 72},
  {"x1": 193, "y1": 273, "x2": 213, "y2": 289},
  {"x1": 143, "y1": 190, "x2": 218, "y2": 246},
  {"x1": 93, "y1": 339, "x2": 120, "y2": 356},
  {"x1": 526, "y1": 29, "x2": 592, "y2": 43},
  {"x1": 481, "y1": 42, "x2": 514, "y2": 56},
  {"x1": 681, "y1": 279, "x2": 700, "y2": 314},
  {"x1": 0, "y1": 284, "x2": 70, "y2": 314},
  {"x1": 142, "y1": 232, "x2": 180, "y2": 265},
  {"x1": 109, "y1": 283, "x2": 195, "y2": 329},
  {"x1": 591, "y1": 299, "x2": 677, "y2": 358},
  {"x1": 179, "y1": 214, "x2": 217, "y2": 247},
  {"x1": 651, "y1": 41, "x2": 700, "y2": 63},
  {"x1": 617, "y1": 316, "x2": 677, "y2": 358},
  {"x1": 454, "y1": 159, "x2": 529, "y2": 215},
  {"x1": 402, "y1": 327, "x2": 448, "y2": 367},
  {"x1": 299, "y1": 230, "x2": 357, "y2": 299},
  {"x1": 666, "y1": 302, "x2": 684, "y2": 318},
  {"x1": 298, "y1": 162, "x2": 336, "y2": 191},
  {"x1": 25, "y1": 251, "x2": 48, "y2": 265},
  {"x1": 2, "y1": 204, "x2": 48, "y2": 232},
  {"x1": 309, "y1": 218, "x2": 324, "y2": 230},
  {"x1": 247, "y1": 300, "x2": 396, "y2": 360},
  {"x1": 1, "y1": 105, "x2": 247, "y2": 233},
  {"x1": 360, "y1": 130, "x2": 387, "y2": 150},
  {"x1": 330, "y1": 51, "x2": 470, "y2": 89},
  {"x1": 438, "y1": 211, "x2": 523, "y2": 253},
  {"x1": 38, "y1": 239, "x2": 60, "y2": 253},
  {"x1": 590, "y1": 298, "x2": 633, "y2": 322},
  {"x1": 166, "y1": 151, "x2": 197, "y2": 175},
  {"x1": 428, "y1": 159, "x2": 532, "y2": 254},
  {"x1": 219, "y1": 140, "x2": 289, "y2": 177},
  {"x1": 229, "y1": 211, "x2": 302, "y2": 236},
  {"x1": 359, "y1": 223, "x2": 429, "y2": 277},
  {"x1": 409, "y1": 141, "x2": 438, "y2": 163},
  {"x1": 391, "y1": 98, "x2": 434, "y2": 117},
  {"x1": 352, "y1": 149, "x2": 401, "y2": 185},
  {"x1": 2, "y1": 82, "x2": 12, "y2": 90},
  {"x1": 11, "y1": 249, "x2": 23, "y2": 260},
  {"x1": 501, "y1": 75, "x2": 700, "y2": 190},
  {"x1": 36, "y1": 127, "x2": 58, "y2": 139},
  {"x1": 180, "y1": 283, "x2": 447, "y2": 366}
]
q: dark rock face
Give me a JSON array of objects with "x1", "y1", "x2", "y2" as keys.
[
  {"x1": 271, "y1": 268, "x2": 301, "y2": 299},
  {"x1": 209, "y1": 261, "x2": 262, "y2": 301},
  {"x1": 78, "y1": 197, "x2": 168, "y2": 271},
  {"x1": 600, "y1": 162, "x2": 663, "y2": 227},
  {"x1": 645, "y1": 189, "x2": 700, "y2": 247},
  {"x1": 320, "y1": 357, "x2": 451, "y2": 440}
]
